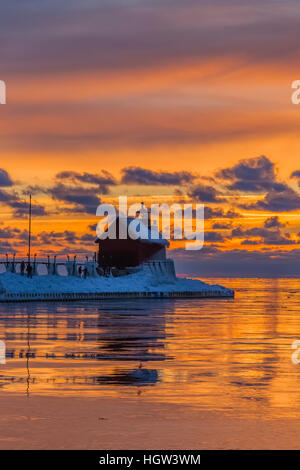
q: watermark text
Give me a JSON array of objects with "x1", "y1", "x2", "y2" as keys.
[
  {"x1": 96, "y1": 197, "x2": 205, "y2": 251},
  {"x1": 0, "y1": 80, "x2": 6, "y2": 104}
]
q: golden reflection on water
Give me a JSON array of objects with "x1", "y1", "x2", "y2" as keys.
[{"x1": 0, "y1": 278, "x2": 300, "y2": 419}]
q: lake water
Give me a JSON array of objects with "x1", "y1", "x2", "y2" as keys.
[{"x1": 1, "y1": 278, "x2": 300, "y2": 420}]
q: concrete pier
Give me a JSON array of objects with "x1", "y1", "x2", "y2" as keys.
[
  {"x1": 0, "y1": 255, "x2": 234, "y2": 303},
  {"x1": 0, "y1": 289, "x2": 234, "y2": 303}
]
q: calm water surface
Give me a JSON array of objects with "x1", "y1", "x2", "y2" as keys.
[{"x1": 0, "y1": 278, "x2": 300, "y2": 419}]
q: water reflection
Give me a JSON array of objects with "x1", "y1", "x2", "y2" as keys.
[
  {"x1": 0, "y1": 299, "x2": 170, "y2": 395},
  {"x1": 0, "y1": 278, "x2": 300, "y2": 419}
]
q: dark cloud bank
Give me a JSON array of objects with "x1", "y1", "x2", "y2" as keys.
[{"x1": 173, "y1": 247, "x2": 300, "y2": 278}]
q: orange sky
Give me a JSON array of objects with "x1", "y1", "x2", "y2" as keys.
[{"x1": 0, "y1": 0, "x2": 300, "y2": 273}]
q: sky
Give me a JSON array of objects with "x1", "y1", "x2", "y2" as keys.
[{"x1": 0, "y1": 0, "x2": 300, "y2": 276}]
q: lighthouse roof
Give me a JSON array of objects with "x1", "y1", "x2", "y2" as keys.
[{"x1": 95, "y1": 216, "x2": 169, "y2": 247}]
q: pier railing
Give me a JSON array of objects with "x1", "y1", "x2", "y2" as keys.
[
  {"x1": 0, "y1": 255, "x2": 98, "y2": 277},
  {"x1": 0, "y1": 256, "x2": 177, "y2": 281}
]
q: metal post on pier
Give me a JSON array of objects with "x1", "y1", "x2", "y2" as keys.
[
  {"x1": 28, "y1": 194, "x2": 32, "y2": 267},
  {"x1": 73, "y1": 255, "x2": 77, "y2": 276},
  {"x1": 52, "y1": 255, "x2": 57, "y2": 275},
  {"x1": 33, "y1": 254, "x2": 37, "y2": 275},
  {"x1": 12, "y1": 253, "x2": 15, "y2": 273}
]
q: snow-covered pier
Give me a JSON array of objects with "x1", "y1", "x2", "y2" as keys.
[{"x1": 0, "y1": 258, "x2": 234, "y2": 303}]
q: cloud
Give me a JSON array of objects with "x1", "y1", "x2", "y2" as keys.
[
  {"x1": 264, "y1": 216, "x2": 285, "y2": 229},
  {"x1": 10, "y1": 201, "x2": 47, "y2": 217},
  {"x1": 245, "y1": 227, "x2": 275, "y2": 238},
  {"x1": 0, "y1": 227, "x2": 21, "y2": 239},
  {"x1": 172, "y1": 246, "x2": 300, "y2": 277},
  {"x1": 221, "y1": 157, "x2": 300, "y2": 211},
  {"x1": 224, "y1": 209, "x2": 241, "y2": 219},
  {"x1": 241, "y1": 187, "x2": 300, "y2": 212},
  {"x1": 47, "y1": 170, "x2": 114, "y2": 214},
  {"x1": 204, "y1": 207, "x2": 241, "y2": 219},
  {"x1": 0, "y1": 189, "x2": 16, "y2": 203},
  {"x1": 212, "y1": 222, "x2": 232, "y2": 229},
  {"x1": 21, "y1": 170, "x2": 115, "y2": 215},
  {"x1": 49, "y1": 183, "x2": 100, "y2": 214},
  {"x1": 80, "y1": 233, "x2": 95, "y2": 242},
  {"x1": 188, "y1": 184, "x2": 226, "y2": 203},
  {"x1": 0, "y1": 227, "x2": 38, "y2": 247},
  {"x1": 2, "y1": 115, "x2": 299, "y2": 153},
  {"x1": 0, "y1": 189, "x2": 47, "y2": 217},
  {"x1": 0, "y1": 169, "x2": 13, "y2": 187},
  {"x1": 88, "y1": 223, "x2": 97, "y2": 232},
  {"x1": 291, "y1": 170, "x2": 300, "y2": 186},
  {"x1": 1, "y1": 1, "x2": 300, "y2": 156},
  {"x1": 1, "y1": 0, "x2": 300, "y2": 78},
  {"x1": 121, "y1": 166, "x2": 195, "y2": 186},
  {"x1": 241, "y1": 239, "x2": 260, "y2": 245},
  {"x1": 263, "y1": 232, "x2": 297, "y2": 245},
  {"x1": 231, "y1": 224, "x2": 297, "y2": 245},
  {"x1": 22, "y1": 185, "x2": 49, "y2": 196},
  {"x1": 39, "y1": 230, "x2": 77, "y2": 245},
  {"x1": 37, "y1": 230, "x2": 96, "y2": 247},
  {"x1": 0, "y1": 241, "x2": 13, "y2": 254},
  {"x1": 56, "y1": 170, "x2": 116, "y2": 194},
  {"x1": 216, "y1": 155, "x2": 285, "y2": 192},
  {"x1": 205, "y1": 231, "x2": 225, "y2": 243}
]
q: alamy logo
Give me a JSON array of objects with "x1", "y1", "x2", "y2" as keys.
[
  {"x1": 291, "y1": 340, "x2": 300, "y2": 364},
  {"x1": 0, "y1": 340, "x2": 6, "y2": 364},
  {"x1": 291, "y1": 80, "x2": 300, "y2": 105},
  {"x1": 96, "y1": 197, "x2": 205, "y2": 251},
  {"x1": 0, "y1": 80, "x2": 6, "y2": 104}
]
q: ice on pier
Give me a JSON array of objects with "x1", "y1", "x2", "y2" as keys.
[{"x1": 0, "y1": 270, "x2": 233, "y2": 297}]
